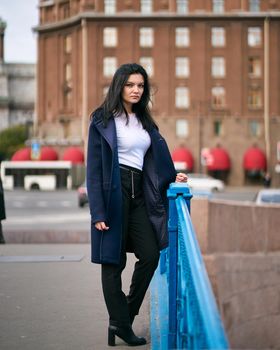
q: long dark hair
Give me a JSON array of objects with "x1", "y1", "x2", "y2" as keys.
[{"x1": 97, "y1": 63, "x2": 157, "y2": 131}]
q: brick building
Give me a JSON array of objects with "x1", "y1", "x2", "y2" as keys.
[{"x1": 35, "y1": 0, "x2": 280, "y2": 185}]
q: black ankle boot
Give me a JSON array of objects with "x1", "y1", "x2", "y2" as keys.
[{"x1": 108, "y1": 325, "x2": 146, "y2": 347}]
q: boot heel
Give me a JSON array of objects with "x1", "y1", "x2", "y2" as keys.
[
  {"x1": 108, "y1": 324, "x2": 146, "y2": 346},
  {"x1": 108, "y1": 327, "x2": 116, "y2": 346}
]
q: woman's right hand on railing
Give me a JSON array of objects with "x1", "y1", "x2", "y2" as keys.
[{"x1": 175, "y1": 173, "x2": 188, "y2": 183}]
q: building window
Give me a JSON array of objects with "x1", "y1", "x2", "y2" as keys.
[
  {"x1": 103, "y1": 27, "x2": 118, "y2": 47},
  {"x1": 104, "y1": 0, "x2": 116, "y2": 14},
  {"x1": 45, "y1": 7, "x2": 54, "y2": 23},
  {"x1": 212, "y1": 86, "x2": 226, "y2": 108},
  {"x1": 211, "y1": 27, "x2": 225, "y2": 47},
  {"x1": 175, "y1": 27, "x2": 190, "y2": 47},
  {"x1": 248, "y1": 27, "x2": 262, "y2": 47},
  {"x1": 249, "y1": 57, "x2": 261, "y2": 77},
  {"x1": 60, "y1": 2, "x2": 70, "y2": 19},
  {"x1": 63, "y1": 62, "x2": 72, "y2": 108},
  {"x1": 176, "y1": 119, "x2": 189, "y2": 137},
  {"x1": 64, "y1": 34, "x2": 72, "y2": 54},
  {"x1": 141, "y1": 0, "x2": 153, "y2": 14},
  {"x1": 65, "y1": 63, "x2": 72, "y2": 82},
  {"x1": 176, "y1": 0, "x2": 189, "y2": 14},
  {"x1": 212, "y1": 0, "x2": 224, "y2": 13},
  {"x1": 248, "y1": 86, "x2": 262, "y2": 108},
  {"x1": 249, "y1": 120, "x2": 261, "y2": 136},
  {"x1": 139, "y1": 28, "x2": 154, "y2": 47},
  {"x1": 103, "y1": 57, "x2": 117, "y2": 77},
  {"x1": 175, "y1": 87, "x2": 190, "y2": 109},
  {"x1": 213, "y1": 120, "x2": 223, "y2": 136},
  {"x1": 249, "y1": 0, "x2": 260, "y2": 12},
  {"x1": 212, "y1": 57, "x2": 225, "y2": 78},
  {"x1": 139, "y1": 57, "x2": 154, "y2": 77},
  {"x1": 176, "y1": 57, "x2": 190, "y2": 77}
]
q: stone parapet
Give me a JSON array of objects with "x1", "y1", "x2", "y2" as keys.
[
  {"x1": 191, "y1": 197, "x2": 280, "y2": 254},
  {"x1": 192, "y1": 198, "x2": 280, "y2": 348},
  {"x1": 205, "y1": 253, "x2": 280, "y2": 349}
]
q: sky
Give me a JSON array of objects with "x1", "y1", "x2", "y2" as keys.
[{"x1": 0, "y1": 0, "x2": 38, "y2": 63}]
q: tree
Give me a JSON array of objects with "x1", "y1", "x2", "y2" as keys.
[{"x1": 0, "y1": 125, "x2": 28, "y2": 161}]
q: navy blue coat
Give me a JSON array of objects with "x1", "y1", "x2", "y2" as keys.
[{"x1": 87, "y1": 109, "x2": 176, "y2": 265}]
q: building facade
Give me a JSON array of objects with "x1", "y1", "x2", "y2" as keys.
[
  {"x1": 0, "y1": 18, "x2": 35, "y2": 131},
  {"x1": 35, "y1": 0, "x2": 280, "y2": 185}
]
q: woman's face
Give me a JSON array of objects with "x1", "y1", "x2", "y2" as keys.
[{"x1": 122, "y1": 73, "x2": 145, "y2": 109}]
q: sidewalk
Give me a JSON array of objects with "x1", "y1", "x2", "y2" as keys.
[{"x1": 0, "y1": 244, "x2": 150, "y2": 350}]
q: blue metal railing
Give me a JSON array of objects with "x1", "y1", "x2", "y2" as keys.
[{"x1": 150, "y1": 183, "x2": 229, "y2": 350}]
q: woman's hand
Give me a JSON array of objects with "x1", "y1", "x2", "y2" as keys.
[
  {"x1": 175, "y1": 172, "x2": 188, "y2": 183},
  {"x1": 95, "y1": 222, "x2": 109, "y2": 231}
]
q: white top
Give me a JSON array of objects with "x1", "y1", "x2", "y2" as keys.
[{"x1": 115, "y1": 113, "x2": 151, "y2": 170}]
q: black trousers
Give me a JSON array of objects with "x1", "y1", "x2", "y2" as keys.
[{"x1": 101, "y1": 165, "x2": 160, "y2": 326}]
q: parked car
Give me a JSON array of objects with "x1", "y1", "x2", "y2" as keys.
[
  {"x1": 77, "y1": 182, "x2": 88, "y2": 207},
  {"x1": 255, "y1": 189, "x2": 280, "y2": 205},
  {"x1": 187, "y1": 173, "x2": 225, "y2": 192}
]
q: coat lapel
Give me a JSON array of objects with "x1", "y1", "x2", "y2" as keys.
[{"x1": 94, "y1": 117, "x2": 117, "y2": 151}]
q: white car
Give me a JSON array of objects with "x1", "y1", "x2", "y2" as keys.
[
  {"x1": 187, "y1": 173, "x2": 225, "y2": 192},
  {"x1": 255, "y1": 189, "x2": 280, "y2": 205}
]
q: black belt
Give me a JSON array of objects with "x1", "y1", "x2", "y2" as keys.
[{"x1": 119, "y1": 164, "x2": 142, "y2": 175}]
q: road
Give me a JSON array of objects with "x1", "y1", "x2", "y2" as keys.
[
  {"x1": 3, "y1": 190, "x2": 90, "y2": 233},
  {"x1": 2, "y1": 187, "x2": 259, "y2": 234},
  {"x1": 212, "y1": 187, "x2": 259, "y2": 202}
]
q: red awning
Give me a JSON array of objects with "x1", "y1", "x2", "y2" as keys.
[
  {"x1": 11, "y1": 147, "x2": 31, "y2": 161},
  {"x1": 62, "y1": 147, "x2": 84, "y2": 164},
  {"x1": 207, "y1": 147, "x2": 230, "y2": 171},
  {"x1": 11, "y1": 146, "x2": 58, "y2": 161},
  {"x1": 40, "y1": 147, "x2": 58, "y2": 161},
  {"x1": 172, "y1": 147, "x2": 194, "y2": 171},
  {"x1": 243, "y1": 147, "x2": 266, "y2": 171}
]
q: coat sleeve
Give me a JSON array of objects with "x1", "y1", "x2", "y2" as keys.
[
  {"x1": 153, "y1": 130, "x2": 177, "y2": 192},
  {"x1": 86, "y1": 120, "x2": 106, "y2": 223}
]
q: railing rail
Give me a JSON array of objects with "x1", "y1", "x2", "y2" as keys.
[{"x1": 151, "y1": 183, "x2": 229, "y2": 349}]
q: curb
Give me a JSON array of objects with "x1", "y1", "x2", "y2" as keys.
[{"x1": 2, "y1": 230, "x2": 90, "y2": 244}]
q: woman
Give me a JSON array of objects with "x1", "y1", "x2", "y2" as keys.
[{"x1": 87, "y1": 63, "x2": 187, "y2": 347}]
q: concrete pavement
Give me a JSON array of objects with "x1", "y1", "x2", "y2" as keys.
[{"x1": 0, "y1": 244, "x2": 150, "y2": 350}]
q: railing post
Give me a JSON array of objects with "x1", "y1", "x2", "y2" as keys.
[
  {"x1": 167, "y1": 186, "x2": 178, "y2": 349},
  {"x1": 167, "y1": 183, "x2": 193, "y2": 349}
]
